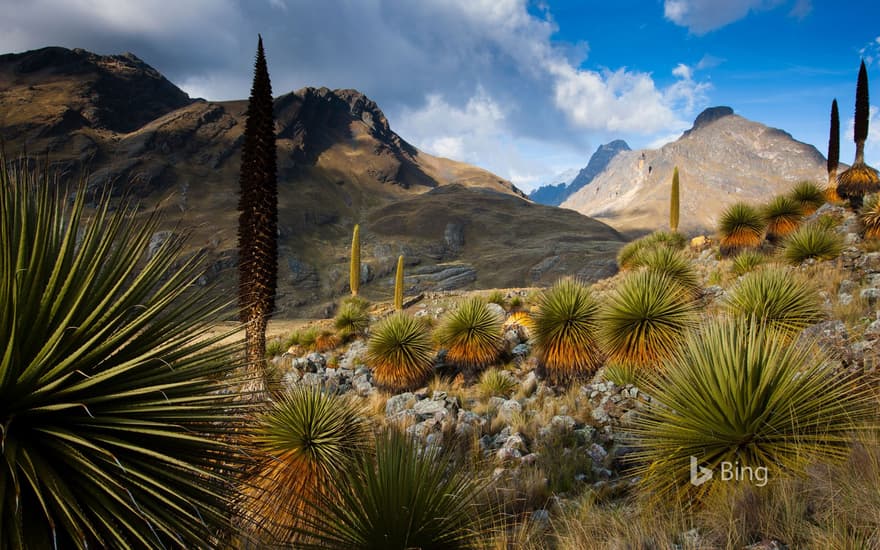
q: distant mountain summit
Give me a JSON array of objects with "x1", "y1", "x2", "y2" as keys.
[
  {"x1": 0, "y1": 46, "x2": 623, "y2": 315},
  {"x1": 530, "y1": 140, "x2": 630, "y2": 205},
  {"x1": 560, "y1": 107, "x2": 827, "y2": 236}
]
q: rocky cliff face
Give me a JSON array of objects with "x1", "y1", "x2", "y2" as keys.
[
  {"x1": 0, "y1": 46, "x2": 618, "y2": 316},
  {"x1": 530, "y1": 140, "x2": 630, "y2": 206},
  {"x1": 560, "y1": 108, "x2": 828, "y2": 236}
]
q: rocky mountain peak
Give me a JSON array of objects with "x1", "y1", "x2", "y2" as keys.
[
  {"x1": 529, "y1": 139, "x2": 630, "y2": 206},
  {"x1": 685, "y1": 106, "x2": 735, "y2": 136}
]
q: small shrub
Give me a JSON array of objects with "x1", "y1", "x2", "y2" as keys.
[
  {"x1": 860, "y1": 193, "x2": 880, "y2": 239},
  {"x1": 629, "y1": 317, "x2": 876, "y2": 501},
  {"x1": 298, "y1": 327, "x2": 319, "y2": 351},
  {"x1": 788, "y1": 181, "x2": 826, "y2": 215},
  {"x1": 367, "y1": 312, "x2": 434, "y2": 391},
  {"x1": 731, "y1": 249, "x2": 766, "y2": 276},
  {"x1": 296, "y1": 429, "x2": 497, "y2": 549},
  {"x1": 598, "y1": 271, "x2": 698, "y2": 370},
  {"x1": 724, "y1": 266, "x2": 824, "y2": 336},
  {"x1": 718, "y1": 202, "x2": 765, "y2": 255},
  {"x1": 487, "y1": 289, "x2": 506, "y2": 306},
  {"x1": 761, "y1": 195, "x2": 803, "y2": 241},
  {"x1": 241, "y1": 387, "x2": 370, "y2": 545},
  {"x1": 437, "y1": 297, "x2": 503, "y2": 370},
  {"x1": 782, "y1": 222, "x2": 844, "y2": 264},
  {"x1": 532, "y1": 278, "x2": 603, "y2": 383},
  {"x1": 478, "y1": 368, "x2": 518, "y2": 398},
  {"x1": 266, "y1": 337, "x2": 286, "y2": 358},
  {"x1": 637, "y1": 246, "x2": 700, "y2": 298},
  {"x1": 509, "y1": 295, "x2": 524, "y2": 310}
]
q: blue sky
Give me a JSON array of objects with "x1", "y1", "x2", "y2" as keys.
[{"x1": 1, "y1": 0, "x2": 878, "y2": 191}]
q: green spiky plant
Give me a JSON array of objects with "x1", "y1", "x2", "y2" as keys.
[
  {"x1": 724, "y1": 266, "x2": 824, "y2": 336},
  {"x1": 788, "y1": 181, "x2": 826, "y2": 215},
  {"x1": 628, "y1": 317, "x2": 876, "y2": 502},
  {"x1": 367, "y1": 312, "x2": 434, "y2": 391},
  {"x1": 782, "y1": 222, "x2": 844, "y2": 265},
  {"x1": 761, "y1": 195, "x2": 803, "y2": 242},
  {"x1": 670, "y1": 166, "x2": 680, "y2": 232},
  {"x1": 718, "y1": 202, "x2": 765, "y2": 255},
  {"x1": 827, "y1": 99, "x2": 842, "y2": 202},
  {"x1": 861, "y1": 194, "x2": 880, "y2": 239},
  {"x1": 837, "y1": 61, "x2": 880, "y2": 208},
  {"x1": 532, "y1": 278, "x2": 603, "y2": 383},
  {"x1": 636, "y1": 246, "x2": 700, "y2": 298},
  {"x1": 350, "y1": 224, "x2": 361, "y2": 297},
  {"x1": 598, "y1": 271, "x2": 698, "y2": 370},
  {"x1": 240, "y1": 386, "x2": 371, "y2": 546},
  {"x1": 394, "y1": 255, "x2": 405, "y2": 311},
  {"x1": 641, "y1": 229, "x2": 687, "y2": 250},
  {"x1": 478, "y1": 368, "x2": 518, "y2": 399},
  {"x1": 730, "y1": 249, "x2": 766, "y2": 276},
  {"x1": 238, "y1": 36, "x2": 278, "y2": 397},
  {"x1": 617, "y1": 239, "x2": 647, "y2": 270},
  {"x1": 294, "y1": 429, "x2": 497, "y2": 550},
  {"x1": 0, "y1": 163, "x2": 255, "y2": 547},
  {"x1": 436, "y1": 297, "x2": 503, "y2": 371},
  {"x1": 335, "y1": 299, "x2": 370, "y2": 340}
]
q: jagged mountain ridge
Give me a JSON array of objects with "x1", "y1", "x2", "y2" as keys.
[
  {"x1": 529, "y1": 140, "x2": 630, "y2": 206},
  {"x1": 560, "y1": 107, "x2": 828, "y2": 236},
  {"x1": 0, "y1": 46, "x2": 625, "y2": 316}
]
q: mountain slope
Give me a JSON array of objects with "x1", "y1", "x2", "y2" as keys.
[
  {"x1": 0, "y1": 46, "x2": 621, "y2": 316},
  {"x1": 560, "y1": 107, "x2": 828, "y2": 236},
  {"x1": 530, "y1": 140, "x2": 630, "y2": 206}
]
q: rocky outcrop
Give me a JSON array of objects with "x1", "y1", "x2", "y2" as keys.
[{"x1": 529, "y1": 140, "x2": 630, "y2": 206}]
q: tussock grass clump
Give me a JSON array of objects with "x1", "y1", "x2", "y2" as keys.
[
  {"x1": 335, "y1": 299, "x2": 370, "y2": 339},
  {"x1": 533, "y1": 278, "x2": 603, "y2": 383},
  {"x1": 724, "y1": 266, "x2": 824, "y2": 335},
  {"x1": 641, "y1": 229, "x2": 687, "y2": 250},
  {"x1": 782, "y1": 222, "x2": 844, "y2": 264},
  {"x1": 629, "y1": 317, "x2": 877, "y2": 502},
  {"x1": 861, "y1": 194, "x2": 880, "y2": 239},
  {"x1": 598, "y1": 271, "x2": 698, "y2": 370},
  {"x1": 617, "y1": 230, "x2": 686, "y2": 270},
  {"x1": 718, "y1": 202, "x2": 765, "y2": 255},
  {"x1": 637, "y1": 246, "x2": 700, "y2": 297},
  {"x1": 0, "y1": 164, "x2": 256, "y2": 546},
  {"x1": 266, "y1": 337, "x2": 286, "y2": 357},
  {"x1": 788, "y1": 181, "x2": 826, "y2": 215},
  {"x1": 478, "y1": 368, "x2": 518, "y2": 398},
  {"x1": 367, "y1": 312, "x2": 434, "y2": 391},
  {"x1": 296, "y1": 429, "x2": 497, "y2": 549},
  {"x1": 731, "y1": 249, "x2": 766, "y2": 276},
  {"x1": 487, "y1": 289, "x2": 506, "y2": 306},
  {"x1": 241, "y1": 387, "x2": 370, "y2": 545},
  {"x1": 761, "y1": 195, "x2": 803, "y2": 241},
  {"x1": 437, "y1": 297, "x2": 503, "y2": 370}
]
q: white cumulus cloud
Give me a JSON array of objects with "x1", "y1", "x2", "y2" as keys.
[{"x1": 664, "y1": 0, "x2": 788, "y2": 34}]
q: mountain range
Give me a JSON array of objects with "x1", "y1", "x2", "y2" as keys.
[
  {"x1": 529, "y1": 139, "x2": 630, "y2": 206},
  {"x1": 0, "y1": 46, "x2": 625, "y2": 316}
]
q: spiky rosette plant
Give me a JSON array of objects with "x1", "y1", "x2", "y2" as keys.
[
  {"x1": 598, "y1": 271, "x2": 698, "y2": 370},
  {"x1": 334, "y1": 299, "x2": 370, "y2": 339},
  {"x1": 730, "y1": 249, "x2": 766, "y2": 276},
  {"x1": 628, "y1": 317, "x2": 876, "y2": 502},
  {"x1": 436, "y1": 297, "x2": 503, "y2": 370},
  {"x1": 240, "y1": 386, "x2": 371, "y2": 546},
  {"x1": 838, "y1": 61, "x2": 880, "y2": 208},
  {"x1": 616, "y1": 239, "x2": 647, "y2": 270},
  {"x1": 788, "y1": 181, "x2": 826, "y2": 215},
  {"x1": 532, "y1": 278, "x2": 603, "y2": 383},
  {"x1": 826, "y1": 99, "x2": 842, "y2": 202},
  {"x1": 861, "y1": 194, "x2": 880, "y2": 239},
  {"x1": 724, "y1": 266, "x2": 823, "y2": 336},
  {"x1": 294, "y1": 429, "x2": 497, "y2": 550},
  {"x1": 637, "y1": 246, "x2": 701, "y2": 298},
  {"x1": 641, "y1": 229, "x2": 687, "y2": 250},
  {"x1": 718, "y1": 202, "x2": 765, "y2": 255},
  {"x1": 366, "y1": 312, "x2": 434, "y2": 391},
  {"x1": 761, "y1": 195, "x2": 803, "y2": 242},
  {"x1": 503, "y1": 310, "x2": 533, "y2": 340},
  {"x1": 782, "y1": 222, "x2": 844, "y2": 265},
  {"x1": 0, "y1": 164, "x2": 255, "y2": 547}
]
